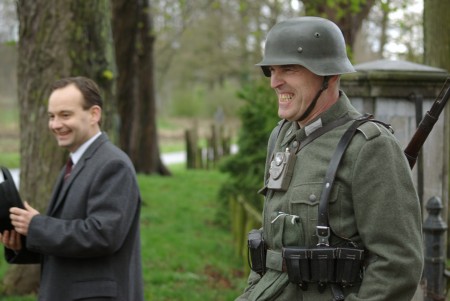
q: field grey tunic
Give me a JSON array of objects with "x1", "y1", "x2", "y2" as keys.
[{"x1": 237, "y1": 92, "x2": 423, "y2": 301}]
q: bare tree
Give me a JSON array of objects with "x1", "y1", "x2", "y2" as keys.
[{"x1": 112, "y1": 0, "x2": 170, "y2": 175}]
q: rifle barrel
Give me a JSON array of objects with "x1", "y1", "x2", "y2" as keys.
[{"x1": 404, "y1": 77, "x2": 450, "y2": 169}]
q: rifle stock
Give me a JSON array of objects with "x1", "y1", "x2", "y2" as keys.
[{"x1": 404, "y1": 77, "x2": 450, "y2": 169}]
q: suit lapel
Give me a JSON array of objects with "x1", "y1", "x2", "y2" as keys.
[
  {"x1": 48, "y1": 134, "x2": 108, "y2": 216},
  {"x1": 46, "y1": 170, "x2": 65, "y2": 215}
]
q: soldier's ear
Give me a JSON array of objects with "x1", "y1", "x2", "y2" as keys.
[{"x1": 329, "y1": 75, "x2": 339, "y2": 84}]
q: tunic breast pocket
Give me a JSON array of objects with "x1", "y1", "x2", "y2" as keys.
[{"x1": 288, "y1": 182, "x2": 340, "y2": 246}]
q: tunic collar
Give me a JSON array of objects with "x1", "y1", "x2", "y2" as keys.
[{"x1": 280, "y1": 91, "x2": 359, "y2": 147}]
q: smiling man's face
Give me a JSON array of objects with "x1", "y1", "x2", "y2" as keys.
[
  {"x1": 269, "y1": 64, "x2": 325, "y2": 123},
  {"x1": 47, "y1": 84, "x2": 101, "y2": 152}
]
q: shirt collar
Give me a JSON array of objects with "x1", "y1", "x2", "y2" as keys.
[{"x1": 70, "y1": 132, "x2": 102, "y2": 165}]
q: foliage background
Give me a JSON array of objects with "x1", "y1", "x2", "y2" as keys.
[{"x1": 218, "y1": 78, "x2": 280, "y2": 222}]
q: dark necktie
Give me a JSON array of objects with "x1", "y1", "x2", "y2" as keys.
[{"x1": 64, "y1": 158, "x2": 73, "y2": 181}]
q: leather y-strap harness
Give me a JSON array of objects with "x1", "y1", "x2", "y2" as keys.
[{"x1": 316, "y1": 114, "x2": 374, "y2": 246}]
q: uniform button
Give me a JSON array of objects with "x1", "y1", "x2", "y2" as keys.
[
  {"x1": 291, "y1": 140, "x2": 299, "y2": 148},
  {"x1": 309, "y1": 194, "x2": 317, "y2": 202}
]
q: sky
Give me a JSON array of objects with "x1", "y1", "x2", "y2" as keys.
[{"x1": 385, "y1": 0, "x2": 423, "y2": 57}]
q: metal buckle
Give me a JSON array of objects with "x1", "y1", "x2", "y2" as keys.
[{"x1": 316, "y1": 226, "x2": 330, "y2": 246}]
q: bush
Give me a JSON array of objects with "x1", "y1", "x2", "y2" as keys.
[
  {"x1": 168, "y1": 81, "x2": 242, "y2": 119},
  {"x1": 217, "y1": 78, "x2": 280, "y2": 225}
]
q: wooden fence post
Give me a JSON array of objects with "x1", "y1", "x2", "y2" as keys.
[{"x1": 230, "y1": 195, "x2": 263, "y2": 275}]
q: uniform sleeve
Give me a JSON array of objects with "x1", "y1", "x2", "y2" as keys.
[
  {"x1": 347, "y1": 133, "x2": 423, "y2": 301},
  {"x1": 235, "y1": 270, "x2": 262, "y2": 301}
]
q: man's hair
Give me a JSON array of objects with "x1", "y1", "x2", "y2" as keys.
[{"x1": 50, "y1": 76, "x2": 103, "y2": 110}]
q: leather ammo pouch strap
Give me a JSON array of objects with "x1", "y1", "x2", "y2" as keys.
[{"x1": 283, "y1": 114, "x2": 372, "y2": 289}]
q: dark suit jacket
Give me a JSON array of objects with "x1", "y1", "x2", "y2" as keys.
[{"x1": 6, "y1": 134, "x2": 144, "y2": 301}]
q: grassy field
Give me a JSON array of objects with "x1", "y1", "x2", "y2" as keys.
[{"x1": 0, "y1": 164, "x2": 248, "y2": 300}]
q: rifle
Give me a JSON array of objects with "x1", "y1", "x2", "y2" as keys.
[{"x1": 404, "y1": 77, "x2": 450, "y2": 169}]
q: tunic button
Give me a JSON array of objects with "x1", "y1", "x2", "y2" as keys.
[
  {"x1": 309, "y1": 194, "x2": 317, "y2": 202},
  {"x1": 291, "y1": 140, "x2": 299, "y2": 148}
]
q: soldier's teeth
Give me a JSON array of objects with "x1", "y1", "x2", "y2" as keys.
[{"x1": 280, "y1": 94, "x2": 293, "y2": 102}]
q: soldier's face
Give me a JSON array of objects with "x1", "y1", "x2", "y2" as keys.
[
  {"x1": 269, "y1": 65, "x2": 323, "y2": 124},
  {"x1": 47, "y1": 84, "x2": 101, "y2": 152}
]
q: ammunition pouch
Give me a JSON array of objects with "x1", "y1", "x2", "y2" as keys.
[
  {"x1": 310, "y1": 247, "x2": 336, "y2": 287},
  {"x1": 335, "y1": 247, "x2": 365, "y2": 286},
  {"x1": 282, "y1": 246, "x2": 364, "y2": 289},
  {"x1": 247, "y1": 229, "x2": 266, "y2": 275},
  {"x1": 282, "y1": 247, "x2": 310, "y2": 290}
]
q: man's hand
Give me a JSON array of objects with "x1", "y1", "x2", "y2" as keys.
[
  {"x1": 0, "y1": 229, "x2": 22, "y2": 251},
  {"x1": 10, "y1": 201, "x2": 40, "y2": 236}
]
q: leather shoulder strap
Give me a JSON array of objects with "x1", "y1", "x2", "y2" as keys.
[{"x1": 316, "y1": 114, "x2": 373, "y2": 246}]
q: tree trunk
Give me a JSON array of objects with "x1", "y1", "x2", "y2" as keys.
[
  {"x1": 135, "y1": 0, "x2": 170, "y2": 174},
  {"x1": 111, "y1": 0, "x2": 138, "y2": 156},
  {"x1": 7, "y1": 0, "x2": 114, "y2": 295},
  {"x1": 423, "y1": 0, "x2": 450, "y2": 261},
  {"x1": 303, "y1": 0, "x2": 376, "y2": 50},
  {"x1": 68, "y1": 0, "x2": 117, "y2": 136},
  {"x1": 112, "y1": 0, "x2": 170, "y2": 175},
  {"x1": 377, "y1": 0, "x2": 390, "y2": 58}
]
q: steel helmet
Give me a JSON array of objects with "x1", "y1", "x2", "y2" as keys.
[{"x1": 257, "y1": 16, "x2": 355, "y2": 77}]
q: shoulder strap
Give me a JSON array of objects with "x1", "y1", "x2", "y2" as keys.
[{"x1": 316, "y1": 114, "x2": 373, "y2": 246}]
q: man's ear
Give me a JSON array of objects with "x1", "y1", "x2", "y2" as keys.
[
  {"x1": 90, "y1": 105, "x2": 102, "y2": 125},
  {"x1": 328, "y1": 75, "x2": 340, "y2": 84},
  {"x1": 325, "y1": 75, "x2": 341, "y2": 89}
]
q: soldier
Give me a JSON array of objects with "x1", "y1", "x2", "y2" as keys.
[{"x1": 236, "y1": 17, "x2": 423, "y2": 301}]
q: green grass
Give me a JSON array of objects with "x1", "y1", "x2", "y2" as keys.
[
  {"x1": 0, "y1": 166, "x2": 248, "y2": 300},
  {"x1": 0, "y1": 153, "x2": 20, "y2": 169}
]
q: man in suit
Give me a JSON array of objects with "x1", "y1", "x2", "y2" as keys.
[{"x1": 0, "y1": 76, "x2": 144, "y2": 301}]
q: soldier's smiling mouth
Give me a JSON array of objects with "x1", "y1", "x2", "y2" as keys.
[{"x1": 279, "y1": 93, "x2": 294, "y2": 103}]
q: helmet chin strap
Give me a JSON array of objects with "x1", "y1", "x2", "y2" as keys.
[{"x1": 297, "y1": 76, "x2": 330, "y2": 122}]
